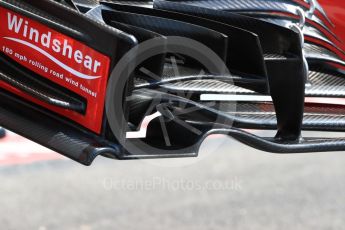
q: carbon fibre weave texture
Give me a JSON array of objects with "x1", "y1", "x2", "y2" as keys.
[
  {"x1": 304, "y1": 43, "x2": 345, "y2": 66},
  {"x1": 157, "y1": 69, "x2": 345, "y2": 97},
  {"x1": 231, "y1": 103, "x2": 345, "y2": 131},
  {"x1": 73, "y1": 0, "x2": 100, "y2": 6},
  {"x1": 157, "y1": 0, "x2": 300, "y2": 12}
]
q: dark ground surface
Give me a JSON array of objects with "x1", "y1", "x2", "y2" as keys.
[{"x1": 0, "y1": 133, "x2": 345, "y2": 230}]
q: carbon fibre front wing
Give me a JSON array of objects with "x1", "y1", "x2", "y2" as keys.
[{"x1": 1, "y1": 0, "x2": 345, "y2": 165}]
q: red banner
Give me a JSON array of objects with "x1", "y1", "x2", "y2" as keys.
[{"x1": 0, "y1": 6, "x2": 111, "y2": 134}]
